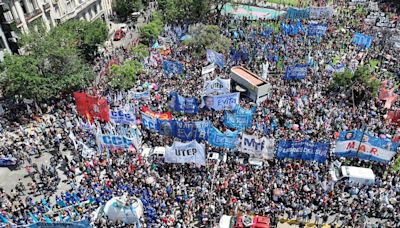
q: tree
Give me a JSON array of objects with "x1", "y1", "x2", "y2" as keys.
[
  {"x1": 182, "y1": 24, "x2": 231, "y2": 57},
  {"x1": 214, "y1": 0, "x2": 234, "y2": 19},
  {"x1": 0, "y1": 24, "x2": 93, "y2": 102},
  {"x1": 114, "y1": 0, "x2": 143, "y2": 21},
  {"x1": 332, "y1": 66, "x2": 380, "y2": 104},
  {"x1": 109, "y1": 60, "x2": 143, "y2": 90},
  {"x1": 130, "y1": 43, "x2": 149, "y2": 60},
  {"x1": 59, "y1": 20, "x2": 108, "y2": 61},
  {"x1": 139, "y1": 12, "x2": 164, "y2": 44}
]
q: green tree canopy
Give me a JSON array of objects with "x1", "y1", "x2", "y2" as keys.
[
  {"x1": 109, "y1": 60, "x2": 143, "y2": 90},
  {"x1": 0, "y1": 24, "x2": 93, "y2": 102},
  {"x1": 139, "y1": 12, "x2": 164, "y2": 44},
  {"x1": 113, "y1": 0, "x2": 143, "y2": 20},
  {"x1": 182, "y1": 24, "x2": 231, "y2": 57},
  {"x1": 332, "y1": 66, "x2": 380, "y2": 102},
  {"x1": 130, "y1": 43, "x2": 149, "y2": 60}
]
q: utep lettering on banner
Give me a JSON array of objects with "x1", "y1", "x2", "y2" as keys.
[
  {"x1": 165, "y1": 140, "x2": 206, "y2": 165},
  {"x1": 169, "y1": 92, "x2": 199, "y2": 114},
  {"x1": 200, "y1": 93, "x2": 240, "y2": 111},
  {"x1": 224, "y1": 105, "x2": 253, "y2": 131},
  {"x1": 203, "y1": 77, "x2": 231, "y2": 95},
  {"x1": 286, "y1": 7, "x2": 310, "y2": 19},
  {"x1": 110, "y1": 110, "x2": 135, "y2": 124},
  {"x1": 334, "y1": 130, "x2": 398, "y2": 163},
  {"x1": 352, "y1": 33, "x2": 373, "y2": 49},
  {"x1": 99, "y1": 134, "x2": 134, "y2": 149},
  {"x1": 276, "y1": 140, "x2": 329, "y2": 163},
  {"x1": 208, "y1": 126, "x2": 239, "y2": 149},
  {"x1": 284, "y1": 64, "x2": 308, "y2": 80}
]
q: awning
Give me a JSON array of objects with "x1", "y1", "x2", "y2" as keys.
[{"x1": 235, "y1": 85, "x2": 247, "y2": 92}]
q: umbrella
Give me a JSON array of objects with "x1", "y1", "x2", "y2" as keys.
[{"x1": 180, "y1": 35, "x2": 192, "y2": 41}]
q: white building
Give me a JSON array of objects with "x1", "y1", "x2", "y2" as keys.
[{"x1": 0, "y1": 0, "x2": 113, "y2": 56}]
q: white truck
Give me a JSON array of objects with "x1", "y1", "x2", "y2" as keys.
[{"x1": 330, "y1": 165, "x2": 375, "y2": 186}]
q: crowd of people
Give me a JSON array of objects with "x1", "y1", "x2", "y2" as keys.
[{"x1": 0, "y1": 0, "x2": 400, "y2": 227}]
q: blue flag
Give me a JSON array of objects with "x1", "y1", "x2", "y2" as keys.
[{"x1": 207, "y1": 49, "x2": 225, "y2": 68}]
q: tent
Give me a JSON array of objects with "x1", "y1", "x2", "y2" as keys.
[{"x1": 102, "y1": 195, "x2": 144, "y2": 225}]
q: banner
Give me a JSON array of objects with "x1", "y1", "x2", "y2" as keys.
[
  {"x1": 110, "y1": 110, "x2": 135, "y2": 124},
  {"x1": 200, "y1": 93, "x2": 240, "y2": 111},
  {"x1": 326, "y1": 63, "x2": 345, "y2": 73},
  {"x1": 130, "y1": 90, "x2": 150, "y2": 100},
  {"x1": 309, "y1": 7, "x2": 333, "y2": 19},
  {"x1": 141, "y1": 113, "x2": 159, "y2": 131},
  {"x1": 284, "y1": 64, "x2": 308, "y2": 80},
  {"x1": 163, "y1": 60, "x2": 184, "y2": 75},
  {"x1": 241, "y1": 134, "x2": 275, "y2": 159},
  {"x1": 286, "y1": 7, "x2": 310, "y2": 19},
  {"x1": 203, "y1": 77, "x2": 231, "y2": 95},
  {"x1": 307, "y1": 24, "x2": 328, "y2": 36},
  {"x1": 281, "y1": 21, "x2": 305, "y2": 36},
  {"x1": 276, "y1": 140, "x2": 329, "y2": 163},
  {"x1": 169, "y1": 92, "x2": 199, "y2": 114},
  {"x1": 353, "y1": 33, "x2": 373, "y2": 49},
  {"x1": 73, "y1": 92, "x2": 110, "y2": 122},
  {"x1": 334, "y1": 130, "x2": 398, "y2": 163},
  {"x1": 28, "y1": 219, "x2": 90, "y2": 228},
  {"x1": 207, "y1": 49, "x2": 225, "y2": 68},
  {"x1": 202, "y1": 64, "x2": 216, "y2": 75},
  {"x1": 208, "y1": 127, "x2": 239, "y2": 149},
  {"x1": 224, "y1": 105, "x2": 253, "y2": 130},
  {"x1": 141, "y1": 106, "x2": 172, "y2": 120},
  {"x1": 98, "y1": 134, "x2": 135, "y2": 149},
  {"x1": 165, "y1": 140, "x2": 206, "y2": 165}
]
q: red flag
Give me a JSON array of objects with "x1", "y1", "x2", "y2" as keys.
[{"x1": 73, "y1": 92, "x2": 110, "y2": 123}]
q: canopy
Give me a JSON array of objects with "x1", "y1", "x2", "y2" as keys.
[{"x1": 102, "y1": 196, "x2": 144, "y2": 225}]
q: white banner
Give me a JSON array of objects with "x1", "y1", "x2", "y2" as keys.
[
  {"x1": 241, "y1": 134, "x2": 275, "y2": 159},
  {"x1": 165, "y1": 140, "x2": 206, "y2": 165},
  {"x1": 202, "y1": 63, "x2": 216, "y2": 75},
  {"x1": 203, "y1": 77, "x2": 231, "y2": 95}
]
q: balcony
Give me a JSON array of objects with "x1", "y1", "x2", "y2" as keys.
[{"x1": 25, "y1": 9, "x2": 42, "y2": 22}]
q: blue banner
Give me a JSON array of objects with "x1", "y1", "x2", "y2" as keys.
[
  {"x1": 163, "y1": 60, "x2": 184, "y2": 75},
  {"x1": 158, "y1": 119, "x2": 176, "y2": 137},
  {"x1": 130, "y1": 90, "x2": 150, "y2": 100},
  {"x1": 141, "y1": 113, "x2": 159, "y2": 131},
  {"x1": 169, "y1": 92, "x2": 199, "y2": 114},
  {"x1": 99, "y1": 134, "x2": 135, "y2": 149},
  {"x1": 224, "y1": 105, "x2": 253, "y2": 131},
  {"x1": 276, "y1": 140, "x2": 329, "y2": 163},
  {"x1": 286, "y1": 7, "x2": 310, "y2": 19},
  {"x1": 200, "y1": 93, "x2": 240, "y2": 111},
  {"x1": 307, "y1": 24, "x2": 327, "y2": 36},
  {"x1": 208, "y1": 126, "x2": 239, "y2": 149},
  {"x1": 284, "y1": 64, "x2": 308, "y2": 80},
  {"x1": 28, "y1": 219, "x2": 90, "y2": 228},
  {"x1": 281, "y1": 22, "x2": 305, "y2": 36},
  {"x1": 352, "y1": 33, "x2": 373, "y2": 49},
  {"x1": 110, "y1": 110, "x2": 135, "y2": 124},
  {"x1": 335, "y1": 130, "x2": 398, "y2": 163},
  {"x1": 207, "y1": 49, "x2": 225, "y2": 68}
]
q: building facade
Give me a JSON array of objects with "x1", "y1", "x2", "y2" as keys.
[{"x1": 0, "y1": 0, "x2": 113, "y2": 57}]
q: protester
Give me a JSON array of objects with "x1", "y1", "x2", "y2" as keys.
[{"x1": 0, "y1": 0, "x2": 399, "y2": 227}]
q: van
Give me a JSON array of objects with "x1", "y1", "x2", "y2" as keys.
[{"x1": 330, "y1": 166, "x2": 375, "y2": 185}]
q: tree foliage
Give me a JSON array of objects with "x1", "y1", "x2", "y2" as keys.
[
  {"x1": 139, "y1": 12, "x2": 164, "y2": 44},
  {"x1": 58, "y1": 19, "x2": 108, "y2": 61},
  {"x1": 130, "y1": 43, "x2": 149, "y2": 60},
  {"x1": 182, "y1": 24, "x2": 231, "y2": 57},
  {"x1": 113, "y1": 0, "x2": 143, "y2": 20},
  {"x1": 332, "y1": 66, "x2": 380, "y2": 100},
  {"x1": 0, "y1": 24, "x2": 93, "y2": 102},
  {"x1": 109, "y1": 60, "x2": 143, "y2": 90}
]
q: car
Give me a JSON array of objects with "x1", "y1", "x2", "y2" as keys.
[
  {"x1": 113, "y1": 29, "x2": 125, "y2": 41},
  {"x1": 0, "y1": 157, "x2": 17, "y2": 167},
  {"x1": 207, "y1": 152, "x2": 227, "y2": 163},
  {"x1": 141, "y1": 147, "x2": 166, "y2": 160}
]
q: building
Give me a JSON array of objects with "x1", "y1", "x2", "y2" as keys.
[{"x1": 0, "y1": 0, "x2": 113, "y2": 57}]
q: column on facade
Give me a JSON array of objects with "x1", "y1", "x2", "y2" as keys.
[
  {"x1": 22, "y1": 0, "x2": 34, "y2": 14},
  {"x1": 10, "y1": 3, "x2": 20, "y2": 22},
  {"x1": 31, "y1": 0, "x2": 39, "y2": 10},
  {"x1": 14, "y1": 1, "x2": 29, "y2": 32},
  {"x1": 36, "y1": 0, "x2": 51, "y2": 30}
]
